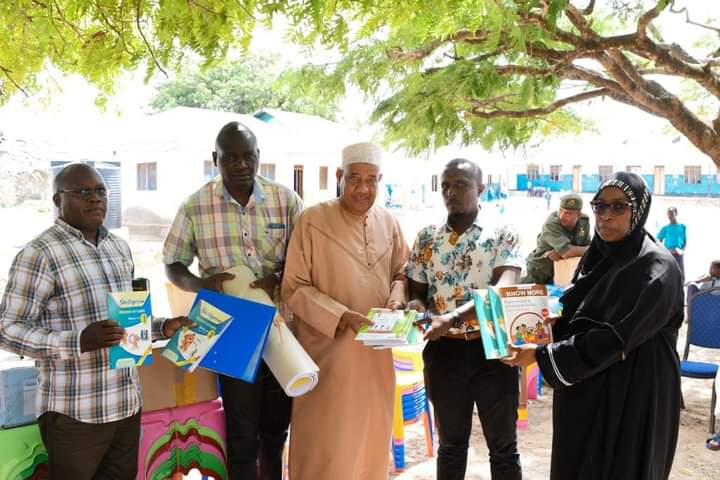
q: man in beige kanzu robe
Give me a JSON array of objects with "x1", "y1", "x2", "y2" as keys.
[{"x1": 281, "y1": 142, "x2": 409, "y2": 480}]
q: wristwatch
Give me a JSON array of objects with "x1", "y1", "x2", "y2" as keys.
[{"x1": 450, "y1": 310, "x2": 463, "y2": 329}]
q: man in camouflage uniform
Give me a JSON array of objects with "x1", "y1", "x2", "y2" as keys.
[{"x1": 523, "y1": 193, "x2": 591, "y2": 284}]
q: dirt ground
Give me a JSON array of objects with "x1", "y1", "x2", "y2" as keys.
[{"x1": 390, "y1": 321, "x2": 720, "y2": 479}]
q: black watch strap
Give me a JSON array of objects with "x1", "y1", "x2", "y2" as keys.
[{"x1": 450, "y1": 311, "x2": 463, "y2": 329}]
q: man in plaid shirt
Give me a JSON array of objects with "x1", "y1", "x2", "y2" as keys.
[
  {"x1": 163, "y1": 121, "x2": 303, "y2": 480},
  {"x1": 0, "y1": 163, "x2": 190, "y2": 479}
]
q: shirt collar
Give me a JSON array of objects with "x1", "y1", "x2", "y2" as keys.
[
  {"x1": 54, "y1": 217, "x2": 109, "y2": 243},
  {"x1": 442, "y1": 212, "x2": 483, "y2": 234},
  {"x1": 214, "y1": 176, "x2": 266, "y2": 206}
]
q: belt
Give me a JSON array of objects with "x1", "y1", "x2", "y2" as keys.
[{"x1": 443, "y1": 330, "x2": 481, "y2": 341}]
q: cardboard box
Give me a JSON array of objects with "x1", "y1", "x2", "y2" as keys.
[
  {"x1": 139, "y1": 347, "x2": 218, "y2": 412},
  {"x1": 553, "y1": 257, "x2": 581, "y2": 287},
  {"x1": 0, "y1": 359, "x2": 38, "y2": 429}
]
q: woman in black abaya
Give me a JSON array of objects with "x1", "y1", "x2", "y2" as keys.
[{"x1": 505, "y1": 172, "x2": 683, "y2": 479}]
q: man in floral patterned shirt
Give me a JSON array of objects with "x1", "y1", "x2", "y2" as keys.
[{"x1": 407, "y1": 158, "x2": 522, "y2": 480}]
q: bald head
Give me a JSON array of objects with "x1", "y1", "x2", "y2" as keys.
[
  {"x1": 444, "y1": 158, "x2": 482, "y2": 184},
  {"x1": 213, "y1": 122, "x2": 260, "y2": 193},
  {"x1": 215, "y1": 122, "x2": 257, "y2": 149},
  {"x1": 54, "y1": 163, "x2": 104, "y2": 193}
]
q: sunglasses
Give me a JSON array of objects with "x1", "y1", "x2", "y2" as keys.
[
  {"x1": 590, "y1": 200, "x2": 632, "y2": 215},
  {"x1": 57, "y1": 187, "x2": 109, "y2": 199}
]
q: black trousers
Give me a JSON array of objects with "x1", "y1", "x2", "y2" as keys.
[
  {"x1": 220, "y1": 362, "x2": 291, "y2": 480},
  {"x1": 424, "y1": 337, "x2": 522, "y2": 480},
  {"x1": 38, "y1": 410, "x2": 140, "y2": 480}
]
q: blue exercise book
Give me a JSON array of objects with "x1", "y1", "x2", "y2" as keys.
[{"x1": 163, "y1": 288, "x2": 275, "y2": 383}]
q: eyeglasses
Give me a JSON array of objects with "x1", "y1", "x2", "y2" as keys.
[
  {"x1": 56, "y1": 187, "x2": 109, "y2": 199},
  {"x1": 590, "y1": 200, "x2": 632, "y2": 215}
]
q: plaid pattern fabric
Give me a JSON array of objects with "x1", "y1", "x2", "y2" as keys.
[
  {"x1": 0, "y1": 219, "x2": 163, "y2": 424},
  {"x1": 163, "y1": 175, "x2": 303, "y2": 278}
]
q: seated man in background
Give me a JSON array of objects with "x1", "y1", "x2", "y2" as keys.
[
  {"x1": 523, "y1": 193, "x2": 591, "y2": 284},
  {"x1": 686, "y1": 259, "x2": 720, "y2": 306}
]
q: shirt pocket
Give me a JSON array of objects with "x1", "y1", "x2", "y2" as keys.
[{"x1": 260, "y1": 225, "x2": 288, "y2": 262}]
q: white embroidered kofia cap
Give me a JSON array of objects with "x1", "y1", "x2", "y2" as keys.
[{"x1": 341, "y1": 142, "x2": 383, "y2": 168}]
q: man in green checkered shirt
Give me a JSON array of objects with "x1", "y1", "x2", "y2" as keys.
[{"x1": 163, "y1": 122, "x2": 303, "y2": 480}]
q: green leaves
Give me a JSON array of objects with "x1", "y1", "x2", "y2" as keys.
[
  {"x1": 150, "y1": 55, "x2": 338, "y2": 119},
  {"x1": 3, "y1": 0, "x2": 718, "y2": 162}
]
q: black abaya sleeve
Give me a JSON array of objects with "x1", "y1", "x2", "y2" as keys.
[{"x1": 536, "y1": 267, "x2": 682, "y2": 390}]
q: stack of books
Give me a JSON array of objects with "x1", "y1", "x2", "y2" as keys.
[
  {"x1": 473, "y1": 284, "x2": 553, "y2": 360},
  {"x1": 355, "y1": 309, "x2": 422, "y2": 349}
]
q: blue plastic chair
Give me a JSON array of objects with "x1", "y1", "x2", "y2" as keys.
[{"x1": 680, "y1": 287, "x2": 720, "y2": 433}]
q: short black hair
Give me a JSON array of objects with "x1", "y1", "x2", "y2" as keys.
[
  {"x1": 215, "y1": 122, "x2": 257, "y2": 148},
  {"x1": 711, "y1": 260, "x2": 720, "y2": 268},
  {"x1": 53, "y1": 163, "x2": 100, "y2": 193},
  {"x1": 667, "y1": 206, "x2": 678, "y2": 214},
  {"x1": 444, "y1": 158, "x2": 483, "y2": 184}
]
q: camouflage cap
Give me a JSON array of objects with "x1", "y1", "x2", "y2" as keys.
[{"x1": 559, "y1": 193, "x2": 583, "y2": 210}]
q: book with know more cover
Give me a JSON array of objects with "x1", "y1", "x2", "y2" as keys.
[{"x1": 472, "y1": 284, "x2": 552, "y2": 360}]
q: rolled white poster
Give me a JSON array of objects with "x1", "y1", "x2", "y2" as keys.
[{"x1": 222, "y1": 265, "x2": 319, "y2": 397}]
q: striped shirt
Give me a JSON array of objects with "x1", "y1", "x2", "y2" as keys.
[
  {"x1": 0, "y1": 219, "x2": 165, "y2": 424},
  {"x1": 163, "y1": 175, "x2": 303, "y2": 279}
]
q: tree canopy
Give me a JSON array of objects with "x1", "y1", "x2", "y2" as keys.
[
  {"x1": 149, "y1": 56, "x2": 338, "y2": 119},
  {"x1": 3, "y1": 1, "x2": 720, "y2": 167}
]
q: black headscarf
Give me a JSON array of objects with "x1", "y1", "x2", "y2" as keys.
[{"x1": 560, "y1": 172, "x2": 652, "y2": 319}]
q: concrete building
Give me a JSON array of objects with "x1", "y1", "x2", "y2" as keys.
[{"x1": 116, "y1": 107, "x2": 360, "y2": 236}]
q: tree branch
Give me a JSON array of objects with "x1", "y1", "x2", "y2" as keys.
[
  {"x1": 50, "y1": 0, "x2": 85, "y2": 40},
  {"x1": 467, "y1": 88, "x2": 611, "y2": 118},
  {"x1": 669, "y1": 2, "x2": 720, "y2": 35},
  {"x1": 135, "y1": 0, "x2": 167, "y2": 76},
  {"x1": 637, "y1": 0, "x2": 670, "y2": 38},
  {"x1": 233, "y1": 0, "x2": 256, "y2": 20},
  {"x1": 0, "y1": 65, "x2": 29, "y2": 97},
  {"x1": 94, "y1": 0, "x2": 133, "y2": 55},
  {"x1": 578, "y1": 0, "x2": 596, "y2": 16},
  {"x1": 560, "y1": 65, "x2": 625, "y2": 93},
  {"x1": 450, "y1": 29, "x2": 491, "y2": 44},
  {"x1": 594, "y1": 51, "x2": 667, "y2": 116},
  {"x1": 387, "y1": 29, "x2": 493, "y2": 63},
  {"x1": 520, "y1": 11, "x2": 582, "y2": 46},
  {"x1": 636, "y1": 38, "x2": 720, "y2": 99},
  {"x1": 495, "y1": 64, "x2": 556, "y2": 76},
  {"x1": 564, "y1": 4, "x2": 596, "y2": 38},
  {"x1": 387, "y1": 40, "x2": 442, "y2": 62}
]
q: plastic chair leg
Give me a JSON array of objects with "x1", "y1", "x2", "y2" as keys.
[
  {"x1": 710, "y1": 383, "x2": 717, "y2": 434},
  {"x1": 537, "y1": 368, "x2": 543, "y2": 397}
]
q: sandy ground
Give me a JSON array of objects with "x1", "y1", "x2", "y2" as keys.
[{"x1": 389, "y1": 321, "x2": 720, "y2": 479}]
